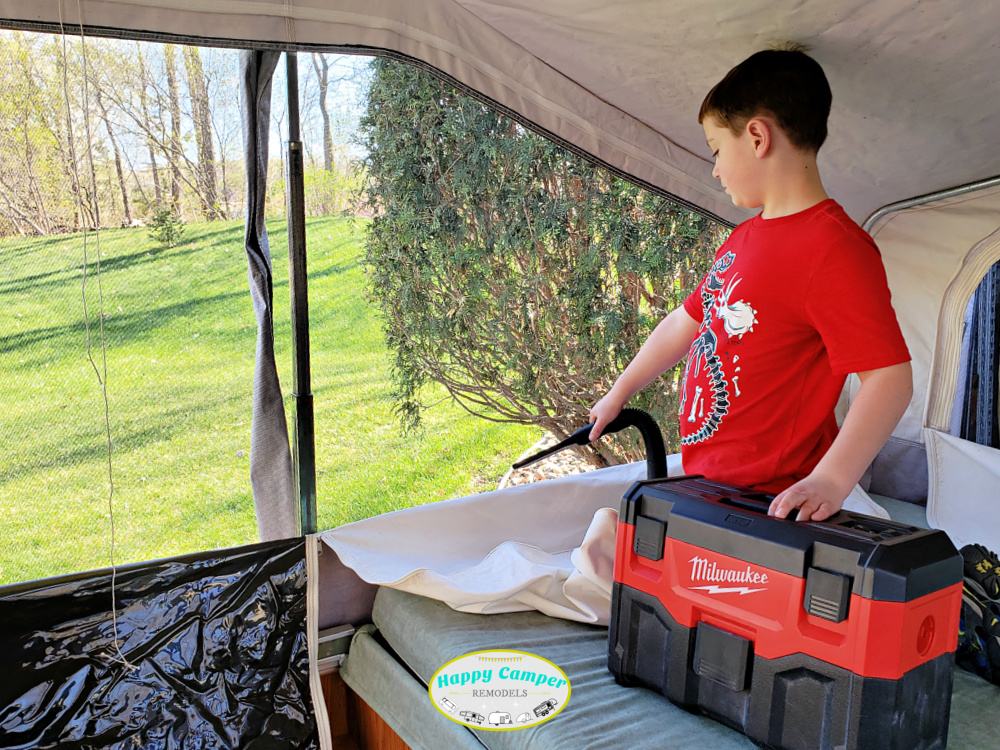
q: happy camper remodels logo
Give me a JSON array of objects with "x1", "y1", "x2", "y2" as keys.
[
  {"x1": 687, "y1": 555, "x2": 769, "y2": 596},
  {"x1": 429, "y1": 650, "x2": 571, "y2": 730}
]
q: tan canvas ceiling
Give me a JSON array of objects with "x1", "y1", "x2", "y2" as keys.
[{"x1": 4, "y1": 0, "x2": 1000, "y2": 225}]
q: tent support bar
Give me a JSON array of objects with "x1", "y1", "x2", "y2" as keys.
[
  {"x1": 285, "y1": 51, "x2": 317, "y2": 536},
  {"x1": 863, "y1": 175, "x2": 1000, "y2": 233}
]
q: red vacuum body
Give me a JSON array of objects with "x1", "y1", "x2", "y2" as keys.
[{"x1": 607, "y1": 476, "x2": 962, "y2": 750}]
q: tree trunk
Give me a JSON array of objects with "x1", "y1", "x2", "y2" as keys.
[
  {"x1": 19, "y1": 111, "x2": 52, "y2": 234},
  {"x1": 95, "y1": 85, "x2": 132, "y2": 225},
  {"x1": 164, "y1": 44, "x2": 183, "y2": 210},
  {"x1": 136, "y1": 44, "x2": 163, "y2": 208},
  {"x1": 183, "y1": 46, "x2": 219, "y2": 220},
  {"x1": 78, "y1": 51, "x2": 101, "y2": 230},
  {"x1": 56, "y1": 39, "x2": 84, "y2": 230},
  {"x1": 312, "y1": 53, "x2": 334, "y2": 172},
  {"x1": 219, "y1": 159, "x2": 230, "y2": 219},
  {"x1": 0, "y1": 178, "x2": 47, "y2": 235}
]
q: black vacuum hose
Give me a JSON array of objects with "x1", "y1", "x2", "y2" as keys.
[{"x1": 511, "y1": 407, "x2": 667, "y2": 480}]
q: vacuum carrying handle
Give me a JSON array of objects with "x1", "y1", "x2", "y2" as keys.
[{"x1": 511, "y1": 408, "x2": 667, "y2": 480}]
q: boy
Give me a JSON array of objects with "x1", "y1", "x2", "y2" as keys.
[{"x1": 589, "y1": 47, "x2": 912, "y2": 522}]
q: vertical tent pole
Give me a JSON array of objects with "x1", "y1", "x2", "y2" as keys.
[{"x1": 284, "y1": 51, "x2": 317, "y2": 535}]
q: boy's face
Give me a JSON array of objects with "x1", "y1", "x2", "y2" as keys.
[{"x1": 703, "y1": 116, "x2": 763, "y2": 209}]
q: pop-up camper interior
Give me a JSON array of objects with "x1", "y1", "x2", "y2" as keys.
[{"x1": 3, "y1": 2, "x2": 1000, "y2": 749}]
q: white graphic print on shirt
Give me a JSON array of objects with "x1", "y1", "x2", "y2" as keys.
[{"x1": 680, "y1": 251, "x2": 758, "y2": 445}]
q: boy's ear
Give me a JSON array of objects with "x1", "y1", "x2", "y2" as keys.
[{"x1": 745, "y1": 118, "x2": 772, "y2": 159}]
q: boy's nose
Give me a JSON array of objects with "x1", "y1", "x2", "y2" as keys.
[{"x1": 712, "y1": 163, "x2": 720, "y2": 179}]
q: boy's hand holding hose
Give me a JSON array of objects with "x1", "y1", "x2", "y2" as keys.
[{"x1": 589, "y1": 391, "x2": 627, "y2": 441}]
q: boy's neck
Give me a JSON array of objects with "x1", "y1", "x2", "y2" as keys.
[{"x1": 759, "y1": 150, "x2": 829, "y2": 219}]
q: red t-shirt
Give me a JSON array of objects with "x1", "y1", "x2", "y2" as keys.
[{"x1": 679, "y1": 199, "x2": 910, "y2": 492}]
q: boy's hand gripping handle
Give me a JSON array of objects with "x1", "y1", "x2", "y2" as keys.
[{"x1": 511, "y1": 408, "x2": 667, "y2": 480}]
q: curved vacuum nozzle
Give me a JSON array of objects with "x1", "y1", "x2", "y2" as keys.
[{"x1": 511, "y1": 408, "x2": 667, "y2": 480}]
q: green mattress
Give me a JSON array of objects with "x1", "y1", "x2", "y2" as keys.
[{"x1": 339, "y1": 495, "x2": 1000, "y2": 749}]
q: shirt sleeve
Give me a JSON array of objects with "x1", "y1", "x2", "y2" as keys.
[
  {"x1": 683, "y1": 274, "x2": 707, "y2": 322},
  {"x1": 804, "y1": 232, "x2": 910, "y2": 375}
]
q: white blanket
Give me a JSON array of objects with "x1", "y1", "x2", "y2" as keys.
[{"x1": 321, "y1": 460, "x2": 889, "y2": 626}]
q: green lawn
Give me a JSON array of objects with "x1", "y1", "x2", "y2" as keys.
[{"x1": 0, "y1": 217, "x2": 541, "y2": 584}]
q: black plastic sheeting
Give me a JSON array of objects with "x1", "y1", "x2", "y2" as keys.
[{"x1": 0, "y1": 538, "x2": 318, "y2": 750}]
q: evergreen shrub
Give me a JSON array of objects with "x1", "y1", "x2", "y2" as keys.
[{"x1": 359, "y1": 59, "x2": 727, "y2": 463}]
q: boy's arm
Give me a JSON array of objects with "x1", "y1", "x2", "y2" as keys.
[
  {"x1": 768, "y1": 361, "x2": 913, "y2": 522},
  {"x1": 589, "y1": 306, "x2": 700, "y2": 439}
]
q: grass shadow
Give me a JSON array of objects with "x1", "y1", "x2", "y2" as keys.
[
  {"x1": 0, "y1": 394, "x2": 247, "y2": 486},
  {"x1": 1, "y1": 242, "x2": 243, "y2": 297},
  {"x1": 0, "y1": 289, "x2": 252, "y2": 356}
]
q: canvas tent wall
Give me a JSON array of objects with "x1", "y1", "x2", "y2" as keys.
[
  {"x1": 867, "y1": 183, "x2": 1000, "y2": 547},
  {"x1": 4, "y1": 0, "x2": 1000, "y2": 557}
]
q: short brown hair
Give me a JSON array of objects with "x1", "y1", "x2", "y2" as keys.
[{"x1": 698, "y1": 47, "x2": 832, "y2": 153}]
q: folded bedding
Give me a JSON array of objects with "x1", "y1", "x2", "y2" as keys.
[{"x1": 322, "y1": 462, "x2": 893, "y2": 628}]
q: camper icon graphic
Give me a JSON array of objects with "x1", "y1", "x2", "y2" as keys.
[
  {"x1": 439, "y1": 697, "x2": 458, "y2": 713},
  {"x1": 533, "y1": 699, "x2": 558, "y2": 717},
  {"x1": 460, "y1": 711, "x2": 485, "y2": 725},
  {"x1": 488, "y1": 712, "x2": 513, "y2": 726}
]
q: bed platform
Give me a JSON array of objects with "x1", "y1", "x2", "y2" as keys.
[{"x1": 334, "y1": 495, "x2": 1000, "y2": 750}]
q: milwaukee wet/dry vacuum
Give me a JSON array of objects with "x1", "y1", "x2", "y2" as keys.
[{"x1": 515, "y1": 409, "x2": 964, "y2": 750}]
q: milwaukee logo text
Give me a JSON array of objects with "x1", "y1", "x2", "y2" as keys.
[{"x1": 688, "y1": 556, "x2": 769, "y2": 595}]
